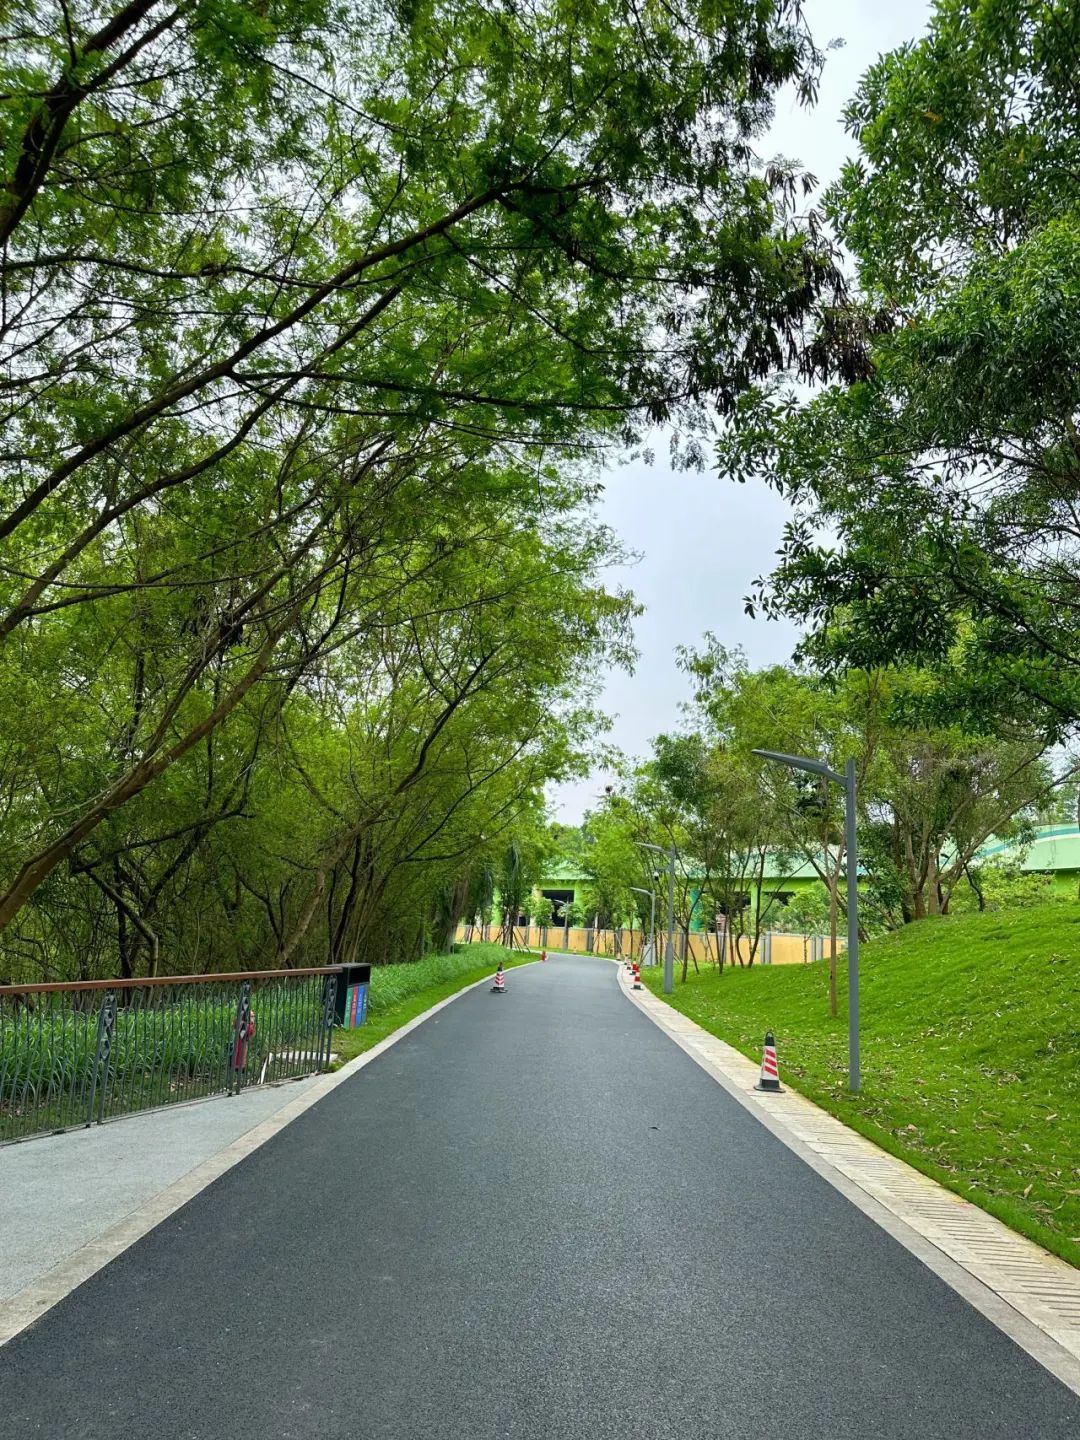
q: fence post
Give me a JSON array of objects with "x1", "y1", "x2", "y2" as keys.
[
  {"x1": 229, "y1": 981, "x2": 253, "y2": 1095},
  {"x1": 320, "y1": 973, "x2": 339, "y2": 1070},
  {"x1": 86, "y1": 989, "x2": 117, "y2": 1126}
]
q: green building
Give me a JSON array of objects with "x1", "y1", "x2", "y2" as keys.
[{"x1": 530, "y1": 824, "x2": 1080, "y2": 929}]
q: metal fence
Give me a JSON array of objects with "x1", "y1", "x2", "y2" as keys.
[{"x1": 0, "y1": 967, "x2": 340, "y2": 1145}]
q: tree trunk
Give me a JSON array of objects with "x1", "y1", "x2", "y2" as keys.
[
  {"x1": 88, "y1": 869, "x2": 159, "y2": 978},
  {"x1": 0, "y1": 609, "x2": 294, "y2": 932},
  {"x1": 927, "y1": 854, "x2": 941, "y2": 915},
  {"x1": 113, "y1": 858, "x2": 133, "y2": 980},
  {"x1": 280, "y1": 869, "x2": 327, "y2": 966},
  {"x1": 964, "y1": 863, "x2": 986, "y2": 912}
]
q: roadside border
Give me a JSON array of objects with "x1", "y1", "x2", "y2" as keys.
[
  {"x1": 0, "y1": 962, "x2": 532, "y2": 1348},
  {"x1": 616, "y1": 964, "x2": 1080, "y2": 1400}
]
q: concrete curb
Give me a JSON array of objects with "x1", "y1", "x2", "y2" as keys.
[
  {"x1": 0, "y1": 961, "x2": 534, "y2": 1348},
  {"x1": 617, "y1": 965, "x2": 1080, "y2": 1399}
]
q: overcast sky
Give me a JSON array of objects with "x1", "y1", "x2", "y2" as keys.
[{"x1": 547, "y1": 0, "x2": 934, "y2": 821}]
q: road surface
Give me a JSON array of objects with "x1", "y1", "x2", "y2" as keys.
[{"x1": 2, "y1": 955, "x2": 1079, "y2": 1438}]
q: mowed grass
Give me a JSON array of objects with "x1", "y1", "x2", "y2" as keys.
[
  {"x1": 332, "y1": 944, "x2": 533, "y2": 1064},
  {"x1": 643, "y1": 904, "x2": 1080, "y2": 1266}
]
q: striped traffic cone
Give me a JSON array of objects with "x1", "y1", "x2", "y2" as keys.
[
  {"x1": 491, "y1": 965, "x2": 506, "y2": 994},
  {"x1": 632, "y1": 962, "x2": 642, "y2": 990},
  {"x1": 755, "y1": 1031, "x2": 782, "y2": 1092}
]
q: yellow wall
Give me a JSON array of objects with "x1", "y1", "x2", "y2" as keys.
[{"x1": 453, "y1": 925, "x2": 845, "y2": 966}]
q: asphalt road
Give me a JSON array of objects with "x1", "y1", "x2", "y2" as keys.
[{"x1": 3, "y1": 955, "x2": 1079, "y2": 1439}]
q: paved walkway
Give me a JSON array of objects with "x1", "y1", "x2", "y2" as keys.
[
  {"x1": 1, "y1": 1078, "x2": 321, "y2": 1302},
  {"x1": 2, "y1": 955, "x2": 1080, "y2": 1438}
]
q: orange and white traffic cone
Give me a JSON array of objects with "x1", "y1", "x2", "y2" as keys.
[
  {"x1": 632, "y1": 962, "x2": 641, "y2": 990},
  {"x1": 491, "y1": 965, "x2": 506, "y2": 994},
  {"x1": 755, "y1": 1031, "x2": 782, "y2": 1091}
]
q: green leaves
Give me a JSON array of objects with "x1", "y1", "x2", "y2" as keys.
[
  {"x1": 0, "y1": 0, "x2": 842, "y2": 960},
  {"x1": 720, "y1": 0, "x2": 1080, "y2": 741}
]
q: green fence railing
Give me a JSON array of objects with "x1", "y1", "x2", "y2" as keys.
[{"x1": 0, "y1": 966, "x2": 344, "y2": 1145}]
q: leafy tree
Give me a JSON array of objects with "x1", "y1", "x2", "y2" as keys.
[
  {"x1": 1, "y1": 484, "x2": 625, "y2": 977},
  {"x1": 0, "y1": 0, "x2": 845, "y2": 935},
  {"x1": 869, "y1": 720, "x2": 1057, "y2": 921},
  {"x1": 497, "y1": 818, "x2": 553, "y2": 948},
  {"x1": 562, "y1": 899, "x2": 587, "y2": 931},
  {"x1": 722, "y1": 0, "x2": 1080, "y2": 735},
  {"x1": 640, "y1": 729, "x2": 788, "y2": 969},
  {"x1": 952, "y1": 860, "x2": 1061, "y2": 914},
  {"x1": 580, "y1": 802, "x2": 639, "y2": 931},
  {"x1": 679, "y1": 640, "x2": 875, "y2": 1000},
  {"x1": 529, "y1": 893, "x2": 555, "y2": 931},
  {"x1": 679, "y1": 638, "x2": 1062, "y2": 937},
  {"x1": 770, "y1": 887, "x2": 830, "y2": 962}
]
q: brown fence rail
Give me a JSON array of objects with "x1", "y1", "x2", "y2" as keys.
[{"x1": 0, "y1": 968, "x2": 341, "y2": 1145}]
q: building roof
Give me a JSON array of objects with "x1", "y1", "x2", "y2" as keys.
[
  {"x1": 540, "y1": 859, "x2": 589, "y2": 883},
  {"x1": 749, "y1": 825, "x2": 1080, "y2": 879},
  {"x1": 538, "y1": 852, "x2": 820, "y2": 887},
  {"x1": 759, "y1": 853, "x2": 821, "y2": 882},
  {"x1": 537, "y1": 824, "x2": 1080, "y2": 891},
  {"x1": 974, "y1": 825, "x2": 1080, "y2": 873}
]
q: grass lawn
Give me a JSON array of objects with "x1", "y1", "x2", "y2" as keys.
[
  {"x1": 643, "y1": 904, "x2": 1080, "y2": 1267},
  {"x1": 332, "y1": 944, "x2": 533, "y2": 1065}
]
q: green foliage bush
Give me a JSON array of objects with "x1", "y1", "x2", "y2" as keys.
[{"x1": 366, "y1": 945, "x2": 507, "y2": 1015}]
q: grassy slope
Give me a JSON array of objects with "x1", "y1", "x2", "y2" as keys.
[
  {"x1": 332, "y1": 944, "x2": 532, "y2": 1065},
  {"x1": 644, "y1": 904, "x2": 1080, "y2": 1266}
]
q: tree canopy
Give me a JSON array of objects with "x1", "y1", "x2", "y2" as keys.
[
  {"x1": 720, "y1": 0, "x2": 1080, "y2": 732},
  {"x1": 2, "y1": 0, "x2": 842, "y2": 977},
  {"x1": 572, "y1": 641, "x2": 1067, "y2": 961}
]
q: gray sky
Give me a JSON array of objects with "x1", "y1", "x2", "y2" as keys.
[{"x1": 548, "y1": 0, "x2": 933, "y2": 821}]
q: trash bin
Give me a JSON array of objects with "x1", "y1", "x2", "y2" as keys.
[{"x1": 334, "y1": 963, "x2": 372, "y2": 1028}]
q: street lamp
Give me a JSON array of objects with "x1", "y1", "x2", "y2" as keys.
[
  {"x1": 630, "y1": 885, "x2": 655, "y2": 967},
  {"x1": 752, "y1": 748, "x2": 861, "y2": 1093},
  {"x1": 637, "y1": 841, "x2": 676, "y2": 995}
]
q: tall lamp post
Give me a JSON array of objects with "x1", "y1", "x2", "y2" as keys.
[
  {"x1": 752, "y1": 749, "x2": 861, "y2": 1093},
  {"x1": 637, "y1": 841, "x2": 676, "y2": 995},
  {"x1": 630, "y1": 885, "x2": 656, "y2": 967}
]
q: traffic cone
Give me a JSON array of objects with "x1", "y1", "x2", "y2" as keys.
[
  {"x1": 632, "y1": 962, "x2": 641, "y2": 990},
  {"x1": 491, "y1": 965, "x2": 506, "y2": 994},
  {"x1": 755, "y1": 1031, "x2": 782, "y2": 1092}
]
